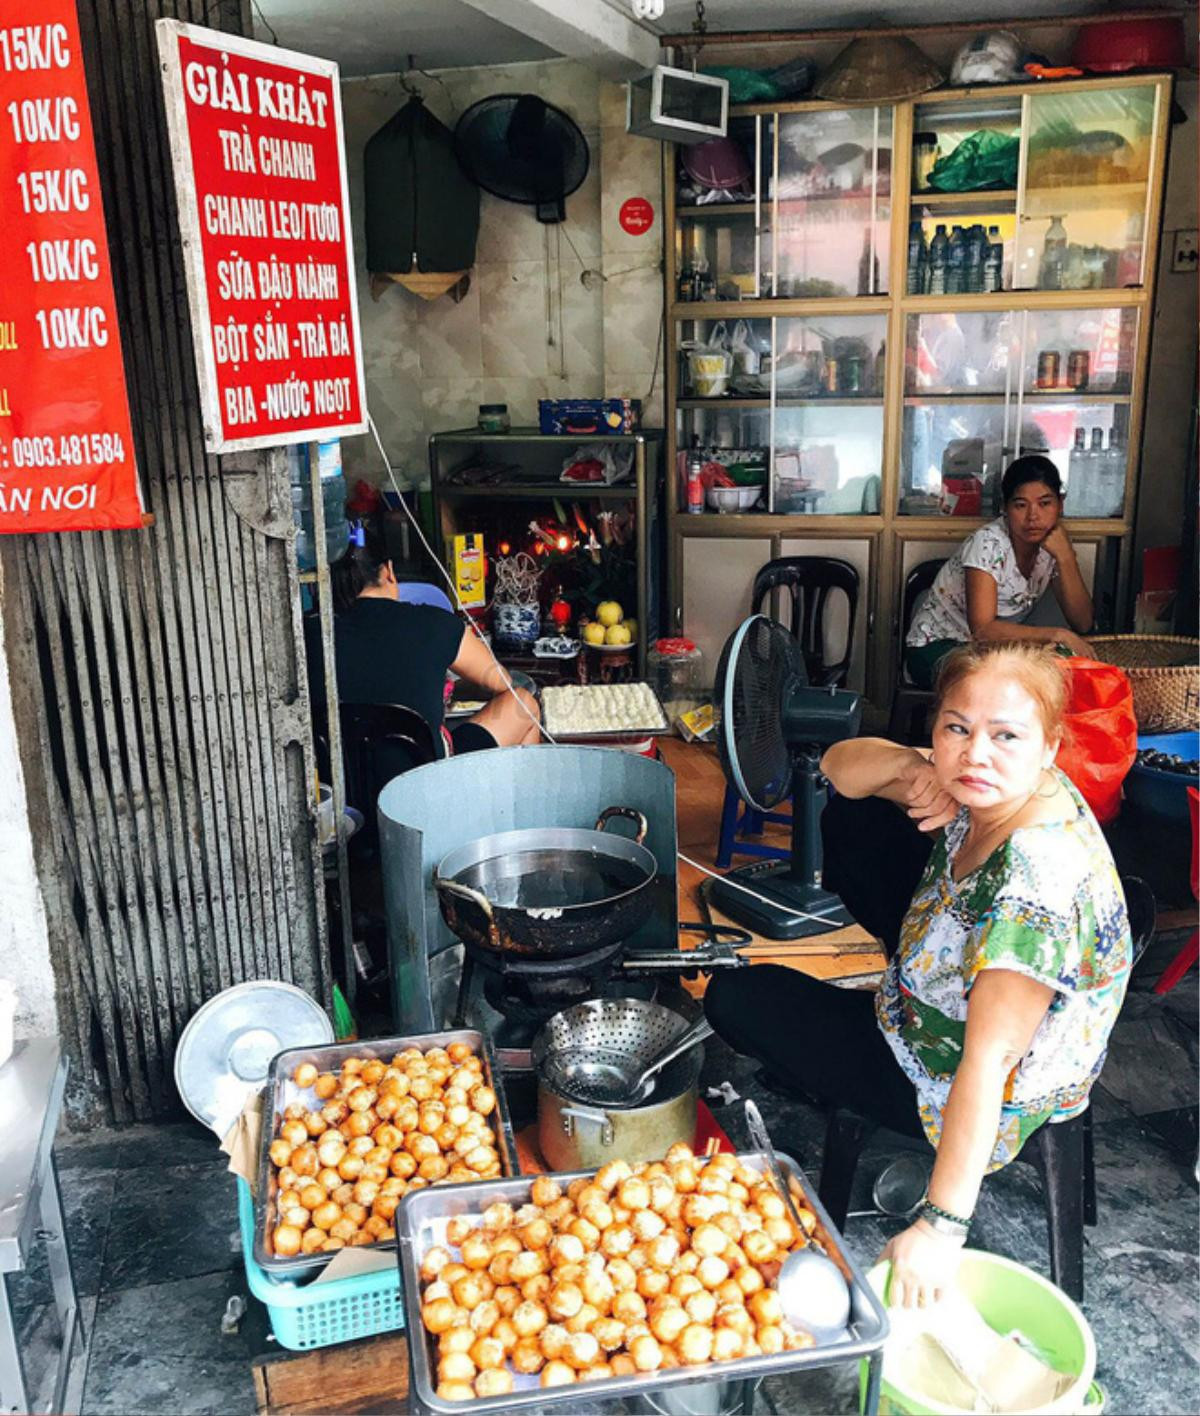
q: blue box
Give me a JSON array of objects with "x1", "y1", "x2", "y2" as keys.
[{"x1": 538, "y1": 398, "x2": 641, "y2": 436}]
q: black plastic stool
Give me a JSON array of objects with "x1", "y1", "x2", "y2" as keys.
[{"x1": 816, "y1": 1107, "x2": 1095, "y2": 1301}]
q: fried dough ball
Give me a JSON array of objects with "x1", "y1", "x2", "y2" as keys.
[
  {"x1": 530, "y1": 1176, "x2": 561, "y2": 1207},
  {"x1": 630, "y1": 1333, "x2": 663, "y2": 1371},
  {"x1": 469, "y1": 1335, "x2": 505, "y2": 1370},
  {"x1": 511, "y1": 1336, "x2": 545, "y2": 1374},
  {"x1": 540, "y1": 1360, "x2": 576, "y2": 1388},
  {"x1": 436, "y1": 1381, "x2": 474, "y2": 1402},
  {"x1": 273, "y1": 1224, "x2": 302, "y2": 1256},
  {"x1": 474, "y1": 1368, "x2": 513, "y2": 1398}
]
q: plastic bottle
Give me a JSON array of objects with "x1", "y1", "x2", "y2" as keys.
[
  {"x1": 927, "y1": 224, "x2": 949, "y2": 295},
  {"x1": 1065, "y1": 427, "x2": 1088, "y2": 516},
  {"x1": 946, "y1": 225, "x2": 966, "y2": 295},
  {"x1": 906, "y1": 221, "x2": 927, "y2": 295},
  {"x1": 1100, "y1": 427, "x2": 1124, "y2": 516},
  {"x1": 318, "y1": 439, "x2": 350, "y2": 566},
  {"x1": 1040, "y1": 215, "x2": 1068, "y2": 290},
  {"x1": 984, "y1": 225, "x2": 1003, "y2": 292},
  {"x1": 964, "y1": 225, "x2": 985, "y2": 294},
  {"x1": 686, "y1": 449, "x2": 705, "y2": 514}
]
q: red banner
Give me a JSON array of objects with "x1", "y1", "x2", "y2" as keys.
[
  {"x1": 0, "y1": 0, "x2": 142, "y2": 533},
  {"x1": 156, "y1": 21, "x2": 366, "y2": 453}
]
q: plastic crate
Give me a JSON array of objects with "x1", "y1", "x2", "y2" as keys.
[{"x1": 237, "y1": 1180, "x2": 405, "y2": 1351}]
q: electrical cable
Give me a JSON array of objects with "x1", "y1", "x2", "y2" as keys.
[{"x1": 366, "y1": 413, "x2": 839, "y2": 928}]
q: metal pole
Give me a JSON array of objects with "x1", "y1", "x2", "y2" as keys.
[{"x1": 308, "y1": 441, "x2": 356, "y2": 1011}]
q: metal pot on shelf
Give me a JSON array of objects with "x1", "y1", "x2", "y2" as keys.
[{"x1": 532, "y1": 998, "x2": 706, "y2": 1169}]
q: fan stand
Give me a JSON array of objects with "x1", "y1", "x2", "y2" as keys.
[{"x1": 708, "y1": 746, "x2": 856, "y2": 940}]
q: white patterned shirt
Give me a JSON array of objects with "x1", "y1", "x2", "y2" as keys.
[{"x1": 907, "y1": 518, "x2": 1057, "y2": 648}]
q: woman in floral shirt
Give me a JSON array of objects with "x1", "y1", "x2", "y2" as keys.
[
  {"x1": 905, "y1": 455, "x2": 1094, "y2": 688},
  {"x1": 705, "y1": 642, "x2": 1131, "y2": 1308}
]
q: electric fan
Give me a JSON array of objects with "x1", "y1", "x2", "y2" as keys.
[
  {"x1": 454, "y1": 94, "x2": 589, "y2": 223},
  {"x1": 709, "y1": 614, "x2": 862, "y2": 939}
]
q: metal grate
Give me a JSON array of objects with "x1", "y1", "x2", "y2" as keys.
[{"x1": 0, "y1": 0, "x2": 328, "y2": 1122}]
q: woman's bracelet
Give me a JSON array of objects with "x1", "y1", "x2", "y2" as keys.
[{"x1": 918, "y1": 1198, "x2": 971, "y2": 1237}]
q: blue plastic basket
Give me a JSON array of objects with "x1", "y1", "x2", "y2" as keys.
[
  {"x1": 237, "y1": 1180, "x2": 405, "y2": 1351},
  {"x1": 1127, "y1": 730, "x2": 1199, "y2": 823}
]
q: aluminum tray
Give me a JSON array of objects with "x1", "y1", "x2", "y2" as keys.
[
  {"x1": 254, "y1": 1029, "x2": 519, "y2": 1279},
  {"x1": 542, "y1": 682, "x2": 671, "y2": 742},
  {"x1": 396, "y1": 1151, "x2": 889, "y2": 1415}
]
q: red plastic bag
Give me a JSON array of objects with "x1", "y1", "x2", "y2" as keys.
[{"x1": 1055, "y1": 657, "x2": 1138, "y2": 824}]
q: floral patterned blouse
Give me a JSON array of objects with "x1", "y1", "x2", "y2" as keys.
[
  {"x1": 875, "y1": 771, "x2": 1131, "y2": 1170},
  {"x1": 907, "y1": 518, "x2": 1057, "y2": 648}
]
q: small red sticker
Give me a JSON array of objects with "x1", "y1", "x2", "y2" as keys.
[{"x1": 619, "y1": 197, "x2": 655, "y2": 235}]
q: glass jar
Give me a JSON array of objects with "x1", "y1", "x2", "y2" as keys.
[
  {"x1": 477, "y1": 403, "x2": 510, "y2": 434},
  {"x1": 648, "y1": 638, "x2": 704, "y2": 726}
]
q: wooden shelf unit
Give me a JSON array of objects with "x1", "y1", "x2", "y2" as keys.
[{"x1": 665, "y1": 71, "x2": 1173, "y2": 711}]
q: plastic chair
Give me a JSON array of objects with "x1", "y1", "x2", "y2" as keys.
[
  {"x1": 1154, "y1": 785, "x2": 1199, "y2": 994},
  {"x1": 814, "y1": 875, "x2": 1157, "y2": 1304},
  {"x1": 716, "y1": 557, "x2": 860, "y2": 869},
  {"x1": 887, "y1": 558, "x2": 947, "y2": 745},
  {"x1": 337, "y1": 702, "x2": 441, "y2": 821}
]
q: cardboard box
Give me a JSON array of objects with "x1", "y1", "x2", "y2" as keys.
[
  {"x1": 538, "y1": 399, "x2": 641, "y2": 436},
  {"x1": 452, "y1": 533, "x2": 486, "y2": 608}
]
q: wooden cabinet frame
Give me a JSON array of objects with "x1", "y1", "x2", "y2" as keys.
[{"x1": 665, "y1": 73, "x2": 1173, "y2": 711}]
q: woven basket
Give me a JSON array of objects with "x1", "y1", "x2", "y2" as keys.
[{"x1": 1086, "y1": 635, "x2": 1200, "y2": 733}]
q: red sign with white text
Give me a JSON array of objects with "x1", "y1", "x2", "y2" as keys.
[
  {"x1": 0, "y1": 0, "x2": 142, "y2": 533},
  {"x1": 156, "y1": 21, "x2": 366, "y2": 452},
  {"x1": 619, "y1": 196, "x2": 655, "y2": 235}
]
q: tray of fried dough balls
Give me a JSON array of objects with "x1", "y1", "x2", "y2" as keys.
[
  {"x1": 255, "y1": 1031, "x2": 519, "y2": 1276},
  {"x1": 397, "y1": 1144, "x2": 889, "y2": 1411}
]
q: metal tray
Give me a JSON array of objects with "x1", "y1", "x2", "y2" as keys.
[
  {"x1": 395, "y1": 1151, "x2": 889, "y2": 1415},
  {"x1": 541, "y1": 682, "x2": 671, "y2": 741},
  {"x1": 254, "y1": 1029, "x2": 519, "y2": 1279}
]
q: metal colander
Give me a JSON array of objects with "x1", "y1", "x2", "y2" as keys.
[{"x1": 531, "y1": 999, "x2": 704, "y2": 1110}]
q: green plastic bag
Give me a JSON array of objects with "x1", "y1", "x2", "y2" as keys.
[
  {"x1": 701, "y1": 66, "x2": 780, "y2": 103},
  {"x1": 927, "y1": 129, "x2": 1019, "y2": 193}
]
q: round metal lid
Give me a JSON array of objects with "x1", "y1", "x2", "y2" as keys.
[{"x1": 174, "y1": 980, "x2": 334, "y2": 1137}]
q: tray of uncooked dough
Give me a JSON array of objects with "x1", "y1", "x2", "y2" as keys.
[{"x1": 541, "y1": 681, "x2": 671, "y2": 740}]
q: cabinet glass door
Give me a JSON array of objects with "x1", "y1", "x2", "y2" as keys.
[
  {"x1": 909, "y1": 97, "x2": 1022, "y2": 296},
  {"x1": 770, "y1": 107, "x2": 892, "y2": 297},
  {"x1": 1017, "y1": 307, "x2": 1138, "y2": 519},
  {"x1": 1016, "y1": 83, "x2": 1159, "y2": 291},
  {"x1": 675, "y1": 116, "x2": 766, "y2": 302},
  {"x1": 772, "y1": 314, "x2": 887, "y2": 514}
]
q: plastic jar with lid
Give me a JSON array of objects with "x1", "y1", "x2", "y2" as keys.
[
  {"x1": 477, "y1": 403, "x2": 510, "y2": 434},
  {"x1": 648, "y1": 638, "x2": 704, "y2": 725}
]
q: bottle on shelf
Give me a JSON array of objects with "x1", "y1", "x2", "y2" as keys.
[
  {"x1": 1065, "y1": 427, "x2": 1089, "y2": 516},
  {"x1": 906, "y1": 221, "x2": 927, "y2": 295},
  {"x1": 1039, "y1": 215, "x2": 1068, "y2": 290},
  {"x1": 965, "y1": 224, "x2": 987, "y2": 294},
  {"x1": 1116, "y1": 211, "x2": 1144, "y2": 288},
  {"x1": 1099, "y1": 427, "x2": 1125, "y2": 516},
  {"x1": 984, "y1": 225, "x2": 1004, "y2": 292},
  {"x1": 927, "y1": 224, "x2": 949, "y2": 295},
  {"x1": 946, "y1": 225, "x2": 966, "y2": 295},
  {"x1": 686, "y1": 448, "x2": 705, "y2": 515}
]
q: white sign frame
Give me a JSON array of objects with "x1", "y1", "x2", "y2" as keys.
[{"x1": 155, "y1": 19, "x2": 368, "y2": 453}]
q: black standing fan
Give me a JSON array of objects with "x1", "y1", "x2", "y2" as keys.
[
  {"x1": 454, "y1": 94, "x2": 589, "y2": 223},
  {"x1": 709, "y1": 614, "x2": 862, "y2": 939}
]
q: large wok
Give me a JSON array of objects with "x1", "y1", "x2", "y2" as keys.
[{"x1": 434, "y1": 806, "x2": 657, "y2": 960}]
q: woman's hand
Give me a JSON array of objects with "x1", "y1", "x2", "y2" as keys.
[
  {"x1": 1050, "y1": 628, "x2": 1092, "y2": 658},
  {"x1": 1040, "y1": 523, "x2": 1076, "y2": 564},
  {"x1": 879, "y1": 1219, "x2": 964, "y2": 1308},
  {"x1": 897, "y1": 754, "x2": 959, "y2": 833}
]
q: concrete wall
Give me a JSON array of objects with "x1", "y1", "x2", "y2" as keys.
[
  {"x1": 1134, "y1": 77, "x2": 1198, "y2": 587},
  {"x1": 339, "y1": 60, "x2": 665, "y2": 489},
  {"x1": 0, "y1": 561, "x2": 57, "y2": 1043}
]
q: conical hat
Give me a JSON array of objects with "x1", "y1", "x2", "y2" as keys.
[{"x1": 814, "y1": 36, "x2": 943, "y2": 102}]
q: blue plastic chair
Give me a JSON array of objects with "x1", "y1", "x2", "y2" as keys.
[{"x1": 716, "y1": 557, "x2": 860, "y2": 869}]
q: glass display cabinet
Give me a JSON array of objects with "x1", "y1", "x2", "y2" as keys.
[{"x1": 665, "y1": 72, "x2": 1172, "y2": 707}]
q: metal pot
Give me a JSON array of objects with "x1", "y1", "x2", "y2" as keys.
[
  {"x1": 533, "y1": 999, "x2": 702, "y2": 1169},
  {"x1": 434, "y1": 806, "x2": 657, "y2": 960}
]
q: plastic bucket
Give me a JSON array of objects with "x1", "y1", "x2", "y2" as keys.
[{"x1": 861, "y1": 1251, "x2": 1102, "y2": 1415}]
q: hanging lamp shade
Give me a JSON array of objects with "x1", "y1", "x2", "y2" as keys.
[{"x1": 814, "y1": 36, "x2": 943, "y2": 103}]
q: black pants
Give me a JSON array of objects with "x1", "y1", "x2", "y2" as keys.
[{"x1": 704, "y1": 794, "x2": 934, "y2": 1140}]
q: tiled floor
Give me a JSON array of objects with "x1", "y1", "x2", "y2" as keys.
[{"x1": 8, "y1": 926, "x2": 1195, "y2": 1416}]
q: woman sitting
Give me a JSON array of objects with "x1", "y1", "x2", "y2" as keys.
[
  {"x1": 312, "y1": 544, "x2": 541, "y2": 757},
  {"x1": 905, "y1": 455, "x2": 1094, "y2": 690},
  {"x1": 705, "y1": 642, "x2": 1131, "y2": 1307}
]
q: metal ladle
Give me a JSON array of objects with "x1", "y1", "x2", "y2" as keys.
[
  {"x1": 846, "y1": 1153, "x2": 931, "y2": 1220},
  {"x1": 743, "y1": 1099, "x2": 852, "y2": 1341}
]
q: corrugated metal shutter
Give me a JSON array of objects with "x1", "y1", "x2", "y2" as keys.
[{"x1": 0, "y1": 0, "x2": 329, "y2": 1122}]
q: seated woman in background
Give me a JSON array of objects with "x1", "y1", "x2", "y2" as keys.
[
  {"x1": 905, "y1": 455, "x2": 1094, "y2": 690},
  {"x1": 310, "y1": 544, "x2": 541, "y2": 756},
  {"x1": 705, "y1": 642, "x2": 1131, "y2": 1307}
]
